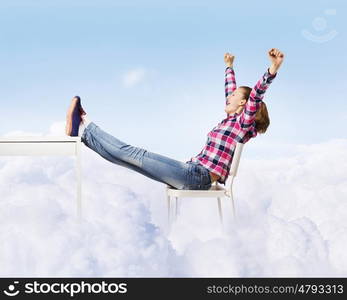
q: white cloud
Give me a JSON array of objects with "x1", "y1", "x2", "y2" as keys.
[
  {"x1": 166, "y1": 138, "x2": 347, "y2": 277},
  {"x1": 122, "y1": 68, "x2": 146, "y2": 88},
  {"x1": 0, "y1": 122, "x2": 176, "y2": 276},
  {"x1": 0, "y1": 122, "x2": 346, "y2": 277}
]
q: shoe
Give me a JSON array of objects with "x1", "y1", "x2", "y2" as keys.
[{"x1": 65, "y1": 96, "x2": 86, "y2": 136}]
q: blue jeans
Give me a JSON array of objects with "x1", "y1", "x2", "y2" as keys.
[{"x1": 81, "y1": 122, "x2": 212, "y2": 190}]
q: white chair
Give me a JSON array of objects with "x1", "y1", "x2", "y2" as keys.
[
  {"x1": 166, "y1": 142, "x2": 244, "y2": 227},
  {"x1": 0, "y1": 136, "x2": 82, "y2": 219}
]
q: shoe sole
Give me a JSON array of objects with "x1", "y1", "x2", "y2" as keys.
[{"x1": 65, "y1": 97, "x2": 82, "y2": 136}]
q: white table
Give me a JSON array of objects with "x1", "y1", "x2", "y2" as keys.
[{"x1": 0, "y1": 136, "x2": 82, "y2": 219}]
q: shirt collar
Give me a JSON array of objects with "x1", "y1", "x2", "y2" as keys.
[{"x1": 227, "y1": 112, "x2": 241, "y2": 118}]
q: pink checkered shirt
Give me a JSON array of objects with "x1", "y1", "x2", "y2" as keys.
[{"x1": 187, "y1": 66, "x2": 277, "y2": 185}]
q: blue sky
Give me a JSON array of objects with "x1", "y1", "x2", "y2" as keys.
[
  {"x1": 0, "y1": 0, "x2": 346, "y2": 160},
  {"x1": 1, "y1": 1, "x2": 347, "y2": 278}
]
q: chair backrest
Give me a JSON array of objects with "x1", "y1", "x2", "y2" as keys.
[{"x1": 229, "y1": 142, "x2": 244, "y2": 177}]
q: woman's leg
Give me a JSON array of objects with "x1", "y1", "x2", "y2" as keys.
[{"x1": 81, "y1": 122, "x2": 212, "y2": 190}]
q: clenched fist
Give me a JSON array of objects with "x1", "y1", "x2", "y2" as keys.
[
  {"x1": 268, "y1": 48, "x2": 284, "y2": 66},
  {"x1": 224, "y1": 52, "x2": 235, "y2": 67},
  {"x1": 268, "y1": 48, "x2": 284, "y2": 75}
]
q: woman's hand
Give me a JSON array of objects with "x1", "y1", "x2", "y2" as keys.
[
  {"x1": 268, "y1": 48, "x2": 284, "y2": 75},
  {"x1": 224, "y1": 52, "x2": 235, "y2": 68}
]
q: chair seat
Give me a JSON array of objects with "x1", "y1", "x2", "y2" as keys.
[
  {"x1": 165, "y1": 143, "x2": 243, "y2": 227},
  {"x1": 166, "y1": 184, "x2": 227, "y2": 198}
]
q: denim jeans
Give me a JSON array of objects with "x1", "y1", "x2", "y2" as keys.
[{"x1": 81, "y1": 122, "x2": 212, "y2": 190}]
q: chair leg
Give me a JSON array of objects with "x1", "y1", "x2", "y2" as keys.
[
  {"x1": 230, "y1": 189, "x2": 236, "y2": 219},
  {"x1": 217, "y1": 197, "x2": 223, "y2": 225},
  {"x1": 175, "y1": 197, "x2": 178, "y2": 220},
  {"x1": 167, "y1": 194, "x2": 171, "y2": 228}
]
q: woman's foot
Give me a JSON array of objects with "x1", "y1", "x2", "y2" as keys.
[{"x1": 65, "y1": 96, "x2": 86, "y2": 136}]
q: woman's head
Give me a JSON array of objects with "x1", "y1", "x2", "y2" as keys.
[
  {"x1": 225, "y1": 86, "x2": 270, "y2": 134},
  {"x1": 225, "y1": 87, "x2": 250, "y2": 115}
]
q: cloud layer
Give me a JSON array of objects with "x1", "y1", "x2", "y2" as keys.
[{"x1": 0, "y1": 122, "x2": 346, "y2": 277}]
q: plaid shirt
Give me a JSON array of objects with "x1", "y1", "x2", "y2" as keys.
[{"x1": 187, "y1": 66, "x2": 277, "y2": 184}]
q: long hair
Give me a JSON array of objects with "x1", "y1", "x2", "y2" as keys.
[{"x1": 239, "y1": 86, "x2": 270, "y2": 134}]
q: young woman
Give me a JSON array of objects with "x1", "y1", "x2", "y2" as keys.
[{"x1": 65, "y1": 48, "x2": 284, "y2": 190}]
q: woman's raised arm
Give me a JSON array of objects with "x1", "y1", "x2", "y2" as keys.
[
  {"x1": 239, "y1": 48, "x2": 284, "y2": 131},
  {"x1": 224, "y1": 52, "x2": 237, "y2": 104}
]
